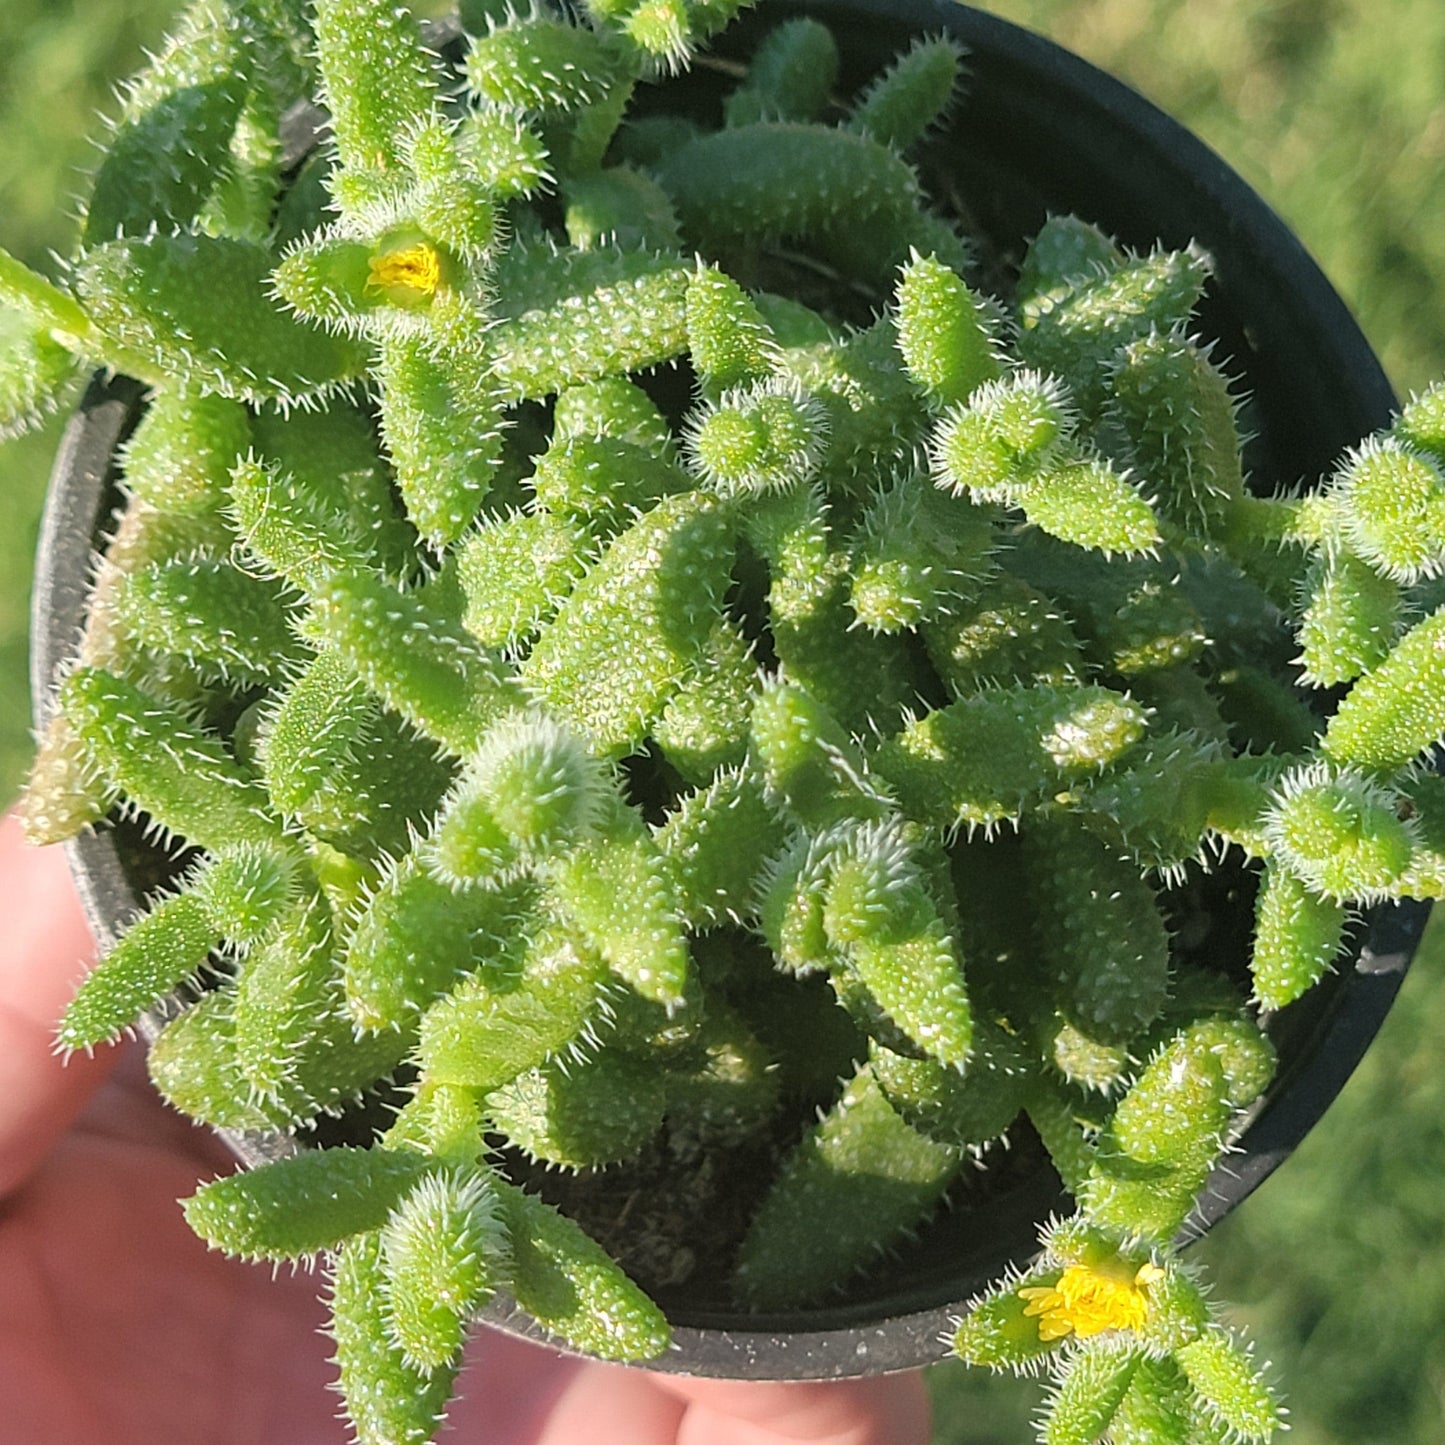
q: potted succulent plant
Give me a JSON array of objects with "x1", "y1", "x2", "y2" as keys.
[{"x1": 6, "y1": 0, "x2": 1441, "y2": 1441}]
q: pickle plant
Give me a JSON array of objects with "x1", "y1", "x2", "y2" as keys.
[{"x1": 4, "y1": 0, "x2": 1443, "y2": 1440}]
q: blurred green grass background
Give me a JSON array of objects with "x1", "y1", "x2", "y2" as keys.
[{"x1": 2, "y1": 2, "x2": 1443, "y2": 1440}]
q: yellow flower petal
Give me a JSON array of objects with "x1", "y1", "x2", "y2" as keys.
[
  {"x1": 367, "y1": 242, "x2": 442, "y2": 298},
  {"x1": 1017, "y1": 1259, "x2": 1160, "y2": 1342}
]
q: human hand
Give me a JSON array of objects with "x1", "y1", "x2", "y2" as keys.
[{"x1": 0, "y1": 813, "x2": 931, "y2": 1445}]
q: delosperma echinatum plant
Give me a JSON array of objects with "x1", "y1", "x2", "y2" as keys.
[{"x1": 7, "y1": 0, "x2": 1445, "y2": 1439}]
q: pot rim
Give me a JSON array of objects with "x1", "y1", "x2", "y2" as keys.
[{"x1": 30, "y1": 0, "x2": 1423, "y2": 1380}]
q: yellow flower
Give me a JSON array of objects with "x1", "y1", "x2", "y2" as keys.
[
  {"x1": 1018, "y1": 1260, "x2": 1165, "y2": 1342},
  {"x1": 366, "y1": 242, "x2": 442, "y2": 299}
]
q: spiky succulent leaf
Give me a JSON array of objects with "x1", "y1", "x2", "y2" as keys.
[
  {"x1": 895, "y1": 252, "x2": 999, "y2": 407},
  {"x1": 530, "y1": 433, "x2": 688, "y2": 529},
  {"x1": 496, "y1": 1180, "x2": 671, "y2": 1361},
  {"x1": 874, "y1": 683, "x2": 1149, "y2": 831},
  {"x1": 184, "y1": 1146, "x2": 433, "y2": 1261},
  {"x1": 687, "y1": 380, "x2": 827, "y2": 496},
  {"x1": 314, "y1": 0, "x2": 438, "y2": 210},
  {"x1": 488, "y1": 243, "x2": 692, "y2": 400},
  {"x1": 1249, "y1": 863, "x2": 1349, "y2": 1010},
  {"x1": 870, "y1": 1017, "x2": 1029, "y2": 1149},
  {"x1": 654, "y1": 121, "x2": 925, "y2": 283},
  {"x1": 652, "y1": 619, "x2": 759, "y2": 784},
  {"x1": 329, "y1": 1231, "x2": 459, "y2": 1445},
  {"x1": 60, "y1": 666, "x2": 280, "y2": 851},
  {"x1": 427, "y1": 711, "x2": 606, "y2": 886},
  {"x1": 846, "y1": 33, "x2": 964, "y2": 151},
  {"x1": 112, "y1": 558, "x2": 303, "y2": 687},
  {"x1": 376, "y1": 304, "x2": 506, "y2": 548},
  {"x1": 1023, "y1": 815, "x2": 1170, "y2": 1045},
  {"x1": 81, "y1": 0, "x2": 253, "y2": 244},
  {"x1": 823, "y1": 819, "x2": 974, "y2": 1069},
  {"x1": 456, "y1": 510, "x2": 589, "y2": 649},
  {"x1": 724, "y1": 17, "x2": 838, "y2": 126},
  {"x1": 343, "y1": 854, "x2": 530, "y2": 1032},
  {"x1": 381, "y1": 1167, "x2": 505, "y2": 1374},
  {"x1": 1175, "y1": 1329, "x2": 1285, "y2": 1443},
  {"x1": 1040, "y1": 1346, "x2": 1142, "y2": 1445},
  {"x1": 76, "y1": 234, "x2": 367, "y2": 403},
  {"x1": 520, "y1": 492, "x2": 734, "y2": 757},
  {"x1": 1262, "y1": 763, "x2": 1414, "y2": 902},
  {"x1": 488, "y1": 1047, "x2": 667, "y2": 1167},
  {"x1": 58, "y1": 890, "x2": 220, "y2": 1052},
  {"x1": 686, "y1": 264, "x2": 777, "y2": 394},
  {"x1": 735, "y1": 1066, "x2": 962, "y2": 1308},
  {"x1": 304, "y1": 568, "x2": 521, "y2": 755},
  {"x1": 122, "y1": 387, "x2": 250, "y2": 515},
  {"x1": 849, "y1": 472, "x2": 996, "y2": 633},
  {"x1": 0, "y1": 308, "x2": 81, "y2": 439},
  {"x1": 147, "y1": 986, "x2": 282, "y2": 1131},
  {"x1": 1296, "y1": 550, "x2": 1402, "y2": 687},
  {"x1": 657, "y1": 765, "x2": 783, "y2": 928},
  {"x1": 547, "y1": 797, "x2": 691, "y2": 1006},
  {"x1": 750, "y1": 676, "x2": 890, "y2": 828},
  {"x1": 1110, "y1": 329, "x2": 1243, "y2": 536},
  {"x1": 1018, "y1": 245, "x2": 1213, "y2": 415},
  {"x1": 234, "y1": 892, "x2": 409, "y2": 1121},
  {"x1": 951, "y1": 1281, "x2": 1067, "y2": 1375},
  {"x1": 463, "y1": 16, "x2": 629, "y2": 114},
  {"x1": 417, "y1": 924, "x2": 611, "y2": 1091}
]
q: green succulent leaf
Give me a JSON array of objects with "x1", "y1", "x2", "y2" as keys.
[
  {"x1": 725, "y1": 17, "x2": 838, "y2": 127},
  {"x1": 76, "y1": 234, "x2": 368, "y2": 403},
  {"x1": 60, "y1": 666, "x2": 280, "y2": 852},
  {"x1": 304, "y1": 568, "x2": 521, "y2": 755},
  {"x1": 488, "y1": 1047, "x2": 667, "y2": 1168},
  {"x1": 314, "y1": 0, "x2": 438, "y2": 209},
  {"x1": 520, "y1": 492, "x2": 735, "y2": 757},
  {"x1": 417, "y1": 923, "x2": 611, "y2": 1091},
  {"x1": 58, "y1": 890, "x2": 221, "y2": 1053},
  {"x1": 655, "y1": 120, "x2": 924, "y2": 285},
  {"x1": 496, "y1": 1180, "x2": 671, "y2": 1362},
  {"x1": 735, "y1": 1065, "x2": 962, "y2": 1308},
  {"x1": 184, "y1": 1146, "x2": 434, "y2": 1262},
  {"x1": 145, "y1": 987, "x2": 274, "y2": 1131},
  {"x1": 1175, "y1": 1328, "x2": 1285, "y2": 1443},
  {"x1": 1249, "y1": 863, "x2": 1349, "y2": 1010},
  {"x1": 112, "y1": 557, "x2": 303, "y2": 687},
  {"x1": 381, "y1": 1166, "x2": 506, "y2": 1374},
  {"x1": 463, "y1": 16, "x2": 629, "y2": 115},
  {"x1": 1041, "y1": 1346, "x2": 1142, "y2": 1445},
  {"x1": 329, "y1": 1231, "x2": 460, "y2": 1445},
  {"x1": 343, "y1": 853, "x2": 529, "y2": 1033},
  {"x1": 895, "y1": 252, "x2": 1000, "y2": 407},
  {"x1": 846, "y1": 33, "x2": 963, "y2": 151},
  {"x1": 488, "y1": 246, "x2": 692, "y2": 400},
  {"x1": 0, "y1": 307, "x2": 82, "y2": 440},
  {"x1": 81, "y1": 0, "x2": 253, "y2": 245},
  {"x1": 547, "y1": 797, "x2": 692, "y2": 1007}
]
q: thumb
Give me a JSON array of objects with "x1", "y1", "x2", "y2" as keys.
[
  {"x1": 0, "y1": 810, "x2": 116, "y2": 1199},
  {"x1": 659, "y1": 1372, "x2": 933, "y2": 1445}
]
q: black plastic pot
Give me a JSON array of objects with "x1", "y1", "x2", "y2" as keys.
[{"x1": 31, "y1": 0, "x2": 1426, "y2": 1382}]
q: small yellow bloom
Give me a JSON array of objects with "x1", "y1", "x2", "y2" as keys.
[
  {"x1": 1018, "y1": 1260, "x2": 1165, "y2": 1342},
  {"x1": 366, "y1": 242, "x2": 442, "y2": 299}
]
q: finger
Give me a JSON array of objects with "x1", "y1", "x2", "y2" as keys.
[
  {"x1": 0, "y1": 1127, "x2": 336, "y2": 1444},
  {"x1": 527, "y1": 1358, "x2": 687, "y2": 1445},
  {"x1": 0, "y1": 810, "x2": 116, "y2": 1198},
  {"x1": 661, "y1": 1372, "x2": 933, "y2": 1445},
  {"x1": 445, "y1": 1327, "x2": 587, "y2": 1444}
]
